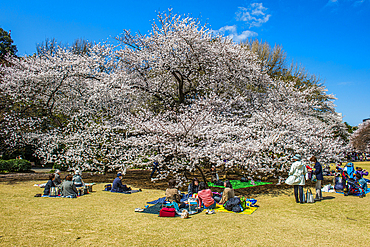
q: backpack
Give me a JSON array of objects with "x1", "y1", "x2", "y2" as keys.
[
  {"x1": 224, "y1": 197, "x2": 241, "y2": 211},
  {"x1": 232, "y1": 205, "x2": 242, "y2": 213},
  {"x1": 239, "y1": 196, "x2": 248, "y2": 209},
  {"x1": 104, "y1": 184, "x2": 112, "y2": 191}
]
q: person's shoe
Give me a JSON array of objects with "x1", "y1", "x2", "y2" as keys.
[
  {"x1": 320, "y1": 198, "x2": 324, "y2": 200},
  {"x1": 206, "y1": 209, "x2": 210, "y2": 214},
  {"x1": 139, "y1": 189, "x2": 142, "y2": 192},
  {"x1": 208, "y1": 210, "x2": 215, "y2": 214},
  {"x1": 314, "y1": 198, "x2": 321, "y2": 201}
]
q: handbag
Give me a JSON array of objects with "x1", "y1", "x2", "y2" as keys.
[
  {"x1": 311, "y1": 174, "x2": 317, "y2": 182},
  {"x1": 306, "y1": 189, "x2": 315, "y2": 203},
  {"x1": 159, "y1": 207, "x2": 176, "y2": 217}
]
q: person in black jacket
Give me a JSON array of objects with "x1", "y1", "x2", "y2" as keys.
[
  {"x1": 111, "y1": 173, "x2": 131, "y2": 193},
  {"x1": 43, "y1": 174, "x2": 55, "y2": 196},
  {"x1": 310, "y1": 156, "x2": 323, "y2": 201},
  {"x1": 187, "y1": 177, "x2": 200, "y2": 195}
]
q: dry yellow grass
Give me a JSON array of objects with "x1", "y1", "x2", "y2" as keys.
[{"x1": 1, "y1": 162, "x2": 370, "y2": 246}]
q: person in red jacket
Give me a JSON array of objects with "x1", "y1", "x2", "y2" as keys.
[{"x1": 197, "y1": 182, "x2": 216, "y2": 214}]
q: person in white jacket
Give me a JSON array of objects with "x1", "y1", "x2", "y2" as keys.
[{"x1": 285, "y1": 154, "x2": 307, "y2": 203}]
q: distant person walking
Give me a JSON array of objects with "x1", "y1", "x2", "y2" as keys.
[
  {"x1": 285, "y1": 154, "x2": 307, "y2": 203},
  {"x1": 310, "y1": 156, "x2": 323, "y2": 201}
]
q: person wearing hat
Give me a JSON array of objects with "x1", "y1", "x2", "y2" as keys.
[
  {"x1": 54, "y1": 169, "x2": 62, "y2": 186},
  {"x1": 111, "y1": 172, "x2": 131, "y2": 193},
  {"x1": 72, "y1": 170, "x2": 84, "y2": 188},
  {"x1": 285, "y1": 154, "x2": 307, "y2": 203}
]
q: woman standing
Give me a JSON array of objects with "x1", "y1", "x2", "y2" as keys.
[
  {"x1": 310, "y1": 156, "x2": 323, "y2": 201},
  {"x1": 285, "y1": 154, "x2": 307, "y2": 204}
]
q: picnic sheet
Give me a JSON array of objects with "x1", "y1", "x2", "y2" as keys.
[
  {"x1": 208, "y1": 180, "x2": 272, "y2": 189},
  {"x1": 335, "y1": 187, "x2": 370, "y2": 196},
  {"x1": 147, "y1": 194, "x2": 189, "y2": 204},
  {"x1": 138, "y1": 203, "x2": 202, "y2": 216},
  {"x1": 105, "y1": 190, "x2": 141, "y2": 194},
  {"x1": 214, "y1": 204, "x2": 258, "y2": 215}
]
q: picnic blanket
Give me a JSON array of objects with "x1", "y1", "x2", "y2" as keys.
[
  {"x1": 214, "y1": 204, "x2": 258, "y2": 215},
  {"x1": 138, "y1": 203, "x2": 202, "y2": 216},
  {"x1": 106, "y1": 190, "x2": 141, "y2": 194},
  {"x1": 335, "y1": 187, "x2": 370, "y2": 196},
  {"x1": 147, "y1": 194, "x2": 189, "y2": 204},
  {"x1": 208, "y1": 180, "x2": 272, "y2": 189}
]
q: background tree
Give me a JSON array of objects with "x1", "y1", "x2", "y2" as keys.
[
  {"x1": 0, "y1": 28, "x2": 17, "y2": 64},
  {"x1": 350, "y1": 120, "x2": 370, "y2": 152}
]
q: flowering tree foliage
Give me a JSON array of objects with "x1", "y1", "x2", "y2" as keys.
[
  {"x1": 350, "y1": 120, "x2": 370, "y2": 152},
  {"x1": 0, "y1": 10, "x2": 348, "y2": 181}
]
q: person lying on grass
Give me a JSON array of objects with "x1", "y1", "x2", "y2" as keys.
[
  {"x1": 197, "y1": 182, "x2": 216, "y2": 214},
  {"x1": 111, "y1": 172, "x2": 131, "y2": 193},
  {"x1": 61, "y1": 174, "x2": 78, "y2": 198},
  {"x1": 165, "y1": 179, "x2": 186, "y2": 208},
  {"x1": 43, "y1": 174, "x2": 56, "y2": 196},
  {"x1": 215, "y1": 180, "x2": 235, "y2": 205}
]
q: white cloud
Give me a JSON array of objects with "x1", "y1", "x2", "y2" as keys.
[
  {"x1": 218, "y1": 25, "x2": 237, "y2": 33},
  {"x1": 213, "y1": 25, "x2": 258, "y2": 43},
  {"x1": 236, "y1": 3, "x2": 271, "y2": 28},
  {"x1": 325, "y1": 0, "x2": 366, "y2": 8},
  {"x1": 230, "y1": 30, "x2": 258, "y2": 42}
]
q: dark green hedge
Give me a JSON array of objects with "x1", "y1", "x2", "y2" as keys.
[
  {"x1": 0, "y1": 159, "x2": 32, "y2": 172},
  {"x1": 52, "y1": 163, "x2": 68, "y2": 171}
]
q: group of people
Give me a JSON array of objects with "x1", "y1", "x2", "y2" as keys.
[
  {"x1": 285, "y1": 155, "x2": 324, "y2": 203},
  {"x1": 286, "y1": 154, "x2": 369, "y2": 203},
  {"x1": 165, "y1": 177, "x2": 235, "y2": 214},
  {"x1": 43, "y1": 170, "x2": 85, "y2": 198},
  {"x1": 333, "y1": 163, "x2": 368, "y2": 197}
]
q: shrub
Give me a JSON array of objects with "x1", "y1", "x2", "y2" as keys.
[
  {"x1": 0, "y1": 159, "x2": 32, "y2": 172},
  {"x1": 52, "y1": 163, "x2": 68, "y2": 171}
]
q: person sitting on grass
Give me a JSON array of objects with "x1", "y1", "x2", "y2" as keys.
[
  {"x1": 61, "y1": 174, "x2": 78, "y2": 198},
  {"x1": 54, "y1": 170, "x2": 62, "y2": 186},
  {"x1": 333, "y1": 170, "x2": 345, "y2": 191},
  {"x1": 356, "y1": 167, "x2": 369, "y2": 182},
  {"x1": 72, "y1": 170, "x2": 84, "y2": 187},
  {"x1": 197, "y1": 182, "x2": 216, "y2": 214},
  {"x1": 165, "y1": 179, "x2": 186, "y2": 208},
  {"x1": 111, "y1": 172, "x2": 131, "y2": 193},
  {"x1": 217, "y1": 180, "x2": 235, "y2": 204},
  {"x1": 187, "y1": 177, "x2": 200, "y2": 195},
  {"x1": 355, "y1": 173, "x2": 368, "y2": 193},
  {"x1": 43, "y1": 174, "x2": 56, "y2": 196}
]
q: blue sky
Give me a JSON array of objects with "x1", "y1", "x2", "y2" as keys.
[{"x1": 1, "y1": 0, "x2": 369, "y2": 126}]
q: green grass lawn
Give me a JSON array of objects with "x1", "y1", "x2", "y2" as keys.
[{"x1": 1, "y1": 162, "x2": 370, "y2": 246}]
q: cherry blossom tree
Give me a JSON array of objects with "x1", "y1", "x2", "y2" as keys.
[{"x1": 0, "y1": 10, "x2": 348, "y2": 182}]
